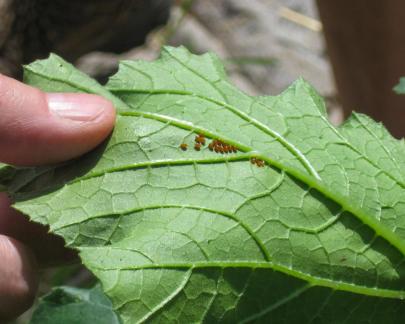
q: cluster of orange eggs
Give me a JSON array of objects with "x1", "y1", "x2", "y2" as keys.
[
  {"x1": 194, "y1": 134, "x2": 205, "y2": 151},
  {"x1": 208, "y1": 140, "x2": 238, "y2": 154},
  {"x1": 180, "y1": 134, "x2": 238, "y2": 154},
  {"x1": 179, "y1": 134, "x2": 266, "y2": 168}
]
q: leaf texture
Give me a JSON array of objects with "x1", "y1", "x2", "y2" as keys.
[
  {"x1": 3, "y1": 47, "x2": 405, "y2": 323},
  {"x1": 30, "y1": 285, "x2": 120, "y2": 324}
]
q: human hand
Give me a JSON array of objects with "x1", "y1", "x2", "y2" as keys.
[{"x1": 0, "y1": 74, "x2": 115, "y2": 320}]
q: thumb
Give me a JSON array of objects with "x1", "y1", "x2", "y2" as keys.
[{"x1": 0, "y1": 74, "x2": 115, "y2": 166}]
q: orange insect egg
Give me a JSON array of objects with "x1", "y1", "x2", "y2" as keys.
[
  {"x1": 194, "y1": 143, "x2": 201, "y2": 151},
  {"x1": 256, "y1": 159, "x2": 265, "y2": 167},
  {"x1": 180, "y1": 143, "x2": 188, "y2": 151},
  {"x1": 196, "y1": 135, "x2": 206, "y2": 145},
  {"x1": 195, "y1": 134, "x2": 205, "y2": 145}
]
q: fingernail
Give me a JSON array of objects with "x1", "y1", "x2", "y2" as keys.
[{"x1": 47, "y1": 93, "x2": 106, "y2": 122}]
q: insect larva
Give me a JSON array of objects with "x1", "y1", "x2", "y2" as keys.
[
  {"x1": 180, "y1": 143, "x2": 188, "y2": 151},
  {"x1": 194, "y1": 143, "x2": 201, "y2": 151}
]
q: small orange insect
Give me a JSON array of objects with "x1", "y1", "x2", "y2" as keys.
[
  {"x1": 180, "y1": 143, "x2": 188, "y2": 151},
  {"x1": 194, "y1": 143, "x2": 201, "y2": 151},
  {"x1": 208, "y1": 142, "x2": 214, "y2": 151}
]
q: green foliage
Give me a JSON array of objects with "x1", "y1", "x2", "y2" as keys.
[
  {"x1": 0, "y1": 163, "x2": 15, "y2": 192},
  {"x1": 30, "y1": 285, "x2": 120, "y2": 324},
  {"x1": 3, "y1": 47, "x2": 405, "y2": 323},
  {"x1": 394, "y1": 77, "x2": 405, "y2": 94}
]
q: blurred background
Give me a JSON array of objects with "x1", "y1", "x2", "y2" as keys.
[
  {"x1": 1, "y1": 0, "x2": 405, "y2": 322},
  {"x1": 0, "y1": 0, "x2": 345, "y2": 128},
  {"x1": 2, "y1": 0, "x2": 405, "y2": 136}
]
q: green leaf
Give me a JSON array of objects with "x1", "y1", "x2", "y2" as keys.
[
  {"x1": 30, "y1": 285, "x2": 121, "y2": 324},
  {"x1": 4, "y1": 47, "x2": 405, "y2": 323},
  {"x1": 0, "y1": 163, "x2": 16, "y2": 192},
  {"x1": 394, "y1": 77, "x2": 405, "y2": 94}
]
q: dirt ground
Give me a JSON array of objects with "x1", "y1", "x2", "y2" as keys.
[{"x1": 77, "y1": 0, "x2": 343, "y2": 124}]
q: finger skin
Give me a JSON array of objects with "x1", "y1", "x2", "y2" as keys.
[
  {"x1": 0, "y1": 235, "x2": 38, "y2": 321},
  {"x1": 0, "y1": 194, "x2": 78, "y2": 321},
  {"x1": 0, "y1": 193, "x2": 77, "y2": 265},
  {"x1": 0, "y1": 73, "x2": 116, "y2": 166},
  {"x1": 0, "y1": 73, "x2": 115, "y2": 320}
]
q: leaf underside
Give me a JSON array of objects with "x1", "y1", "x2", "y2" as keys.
[
  {"x1": 30, "y1": 285, "x2": 120, "y2": 324},
  {"x1": 3, "y1": 47, "x2": 405, "y2": 323}
]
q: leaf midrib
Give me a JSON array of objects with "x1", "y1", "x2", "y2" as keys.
[
  {"x1": 111, "y1": 86, "x2": 321, "y2": 180},
  {"x1": 83, "y1": 260, "x2": 405, "y2": 300}
]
